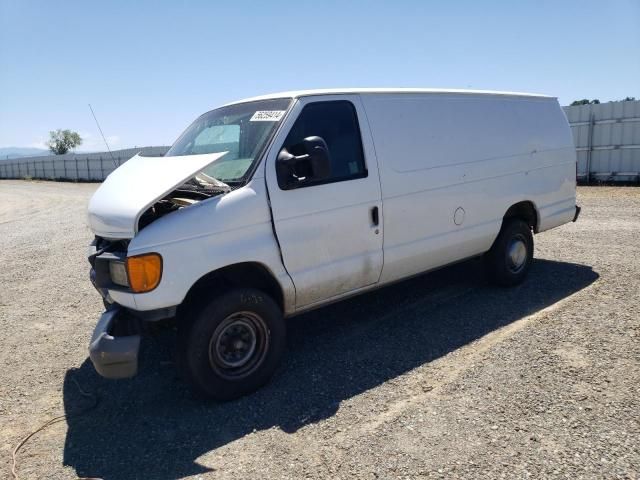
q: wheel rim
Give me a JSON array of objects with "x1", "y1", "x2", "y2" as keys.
[
  {"x1": 208, "y1": 311, "x2": 269, "y2": 379},
  {"x1": 507, "y1": 235, "x2": 528, "y2": 273}
]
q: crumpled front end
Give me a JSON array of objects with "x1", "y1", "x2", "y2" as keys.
[{"x1": 87, "y1": 151, "x2": 228, "y2": 239}]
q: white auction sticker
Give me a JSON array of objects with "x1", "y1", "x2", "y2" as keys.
[{"x1": 250, "y1": 110, "x2": 286, "y2": 121}]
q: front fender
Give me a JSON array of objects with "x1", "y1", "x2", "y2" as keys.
[{"x1": 110, "y1": 181, "x2": 295, "y2": 314}]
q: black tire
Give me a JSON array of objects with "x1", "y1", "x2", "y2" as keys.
[
  {"x1": 178, "y1": 288, "x2": 286, "y2": 401},
  {"x1": 484, "y1": 218, "x2": 534, "y2": 287}
]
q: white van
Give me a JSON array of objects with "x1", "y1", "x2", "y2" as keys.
[{"x1": 87, "y1": 88, "x2": 580, "y2": 400}]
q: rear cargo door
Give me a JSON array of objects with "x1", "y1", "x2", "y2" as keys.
[{"x1": 265, "y1": 95, "x2": 383, "y2": 308}]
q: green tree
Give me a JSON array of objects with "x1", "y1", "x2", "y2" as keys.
[
  {"x1": 47, "y1": 129, "x2": 82, "y2": 155},
  {"x1": 570, "y1": 99, "x2": 600, "y2": 106},
  {"x1": 570, "y1": 99, "x2": 590, "y2": 106}
]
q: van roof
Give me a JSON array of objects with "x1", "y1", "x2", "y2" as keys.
[{"x1": 224, "y1": 88, "x2": 554, "y2": 106}]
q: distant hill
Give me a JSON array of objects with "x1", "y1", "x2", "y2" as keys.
[{"x1": 0, "y1": 147, "x2": 53, "y2": 159}]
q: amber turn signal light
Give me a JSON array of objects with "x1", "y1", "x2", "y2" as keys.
[{"x1": 126, "y1": 253, "x2": 162, "y2": 293}]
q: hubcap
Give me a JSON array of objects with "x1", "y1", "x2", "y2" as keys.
[
  {"x1": 209, "y1": 311, "x2": 269, "y2": 379},
  {"x1": 507, "y1": 236, "x2": 528, "y2": 273}
]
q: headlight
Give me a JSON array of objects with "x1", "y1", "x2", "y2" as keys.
[
  {"x1": 126, "y1": 253, "x2": 163, "y2": 293},
  {"x1": 109, "y1": 261, "x2": 129, "y2": 287}
]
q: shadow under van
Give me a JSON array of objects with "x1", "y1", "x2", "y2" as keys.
[{"x1": 62, "y1": 257, "x2": 598, "y2": 480}]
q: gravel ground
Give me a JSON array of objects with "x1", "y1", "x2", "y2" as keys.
[{"x1": 0, "y1": 180, "x2": 638, "y2": 480}]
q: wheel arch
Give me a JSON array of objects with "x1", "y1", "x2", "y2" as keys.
[
  {"x1": 178, "y1": 262, "x2": 286, "y2": 317},
  {"x1": 502, "y1": 200, "x2": 539, "y2": 233}
]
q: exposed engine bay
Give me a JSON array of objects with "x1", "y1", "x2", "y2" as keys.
[{"x1": 138, "y1": 172, "x2": 231, "y2": 231}]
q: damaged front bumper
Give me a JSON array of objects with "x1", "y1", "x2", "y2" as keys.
[{"x1": 89, "y1": 307, "x2": 140, "y2": 379}]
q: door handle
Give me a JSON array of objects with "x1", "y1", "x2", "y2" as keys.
[{"x1": 371, "y1": 206, "x2": 379, "y2": 226}]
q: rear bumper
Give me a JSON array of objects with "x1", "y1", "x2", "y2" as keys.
[
  {"x1": 573, "y1": 205, "x2": 582, "y2": 222},
  {"x1": 89, "y1": 307, "x2": 141, "y2": 379}
]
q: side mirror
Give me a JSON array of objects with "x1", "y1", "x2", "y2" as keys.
[{"x1": 276, "y1": 136, "x2": 331, "y2": 189}]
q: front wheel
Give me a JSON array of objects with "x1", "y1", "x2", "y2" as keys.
[
  {"x1": 178, "y1": 288, "x2": 286, "y2": 401},
  {"x1": 484, "y1": 218, "x2": 534, "y2": 287}
]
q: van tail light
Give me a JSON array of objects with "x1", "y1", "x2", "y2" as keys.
[{"x1": 126, "y1": 253, "x2": 162, "y2": 293}]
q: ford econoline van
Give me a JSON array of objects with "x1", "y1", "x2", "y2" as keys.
[{"x1": 87, "y1": 88, "x2": 580, "y2": 400}]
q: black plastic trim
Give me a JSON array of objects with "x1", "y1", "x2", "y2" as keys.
[
  {"x1": 126, "y1": 305, "x2": 177, "y2": 322},
  {"x1": 573, "y1": 205, "x2": 581, "y2": 222}
]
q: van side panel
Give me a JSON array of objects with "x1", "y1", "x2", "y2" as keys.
[{"x1": 360, "y1": 93, "x2": 576, "y2": 284}]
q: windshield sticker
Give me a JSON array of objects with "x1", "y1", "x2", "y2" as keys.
[{"x1": 250, "y1": 110, "x2": 286, "y2": 122}]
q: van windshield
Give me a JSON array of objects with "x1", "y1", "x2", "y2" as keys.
[{"x1": 166, "y1": 98, "x2": 292, "y2": 183}]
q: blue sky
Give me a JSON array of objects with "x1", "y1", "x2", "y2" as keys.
[{"x1": 1, "y1": 0, "x2": 639, "y2": 150}]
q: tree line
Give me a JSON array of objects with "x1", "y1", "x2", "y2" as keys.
[{"x1": 570, "y1": 97, "x2": 636, "y2": 106}]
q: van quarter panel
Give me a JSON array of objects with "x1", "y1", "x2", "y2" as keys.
[{"x1": 360, "y1": 93, "x2": 576, "y2": 283}]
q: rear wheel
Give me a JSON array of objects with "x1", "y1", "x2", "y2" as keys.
[
  {"x1": 178, "y1": 288, "x2": 286, "y2": 401},
  {"x1": 484, "y1": 218, "x2": 534, "y2": 287}
]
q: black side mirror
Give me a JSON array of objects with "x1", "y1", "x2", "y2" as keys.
[{"x1": 276, "y1": 136, "x2": 332, "y2": 189}]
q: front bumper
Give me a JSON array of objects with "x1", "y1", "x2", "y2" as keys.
[{"x1": 89, "y1": 307, "x2": 141, "y2": 379}]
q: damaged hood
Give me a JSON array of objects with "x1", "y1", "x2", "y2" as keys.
[{"x1": 88, "y1": 152, "x2": 228, "y2": 239}]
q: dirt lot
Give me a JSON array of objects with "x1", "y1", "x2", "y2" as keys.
[{"x1": 0, "y1": 180, "x2": 638, "y2": 479}]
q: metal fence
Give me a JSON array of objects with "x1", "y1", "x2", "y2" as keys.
[
  {"x1": 0, "y1": 146, "x2": 170, "y2": 181},
  {"x1": 563, "y1": 100, "x2": 640, "y2": 183}
]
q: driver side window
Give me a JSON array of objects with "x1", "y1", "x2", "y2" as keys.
[{"x1": 281, "y1": 100, "x2": 367, "y2": 187}]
